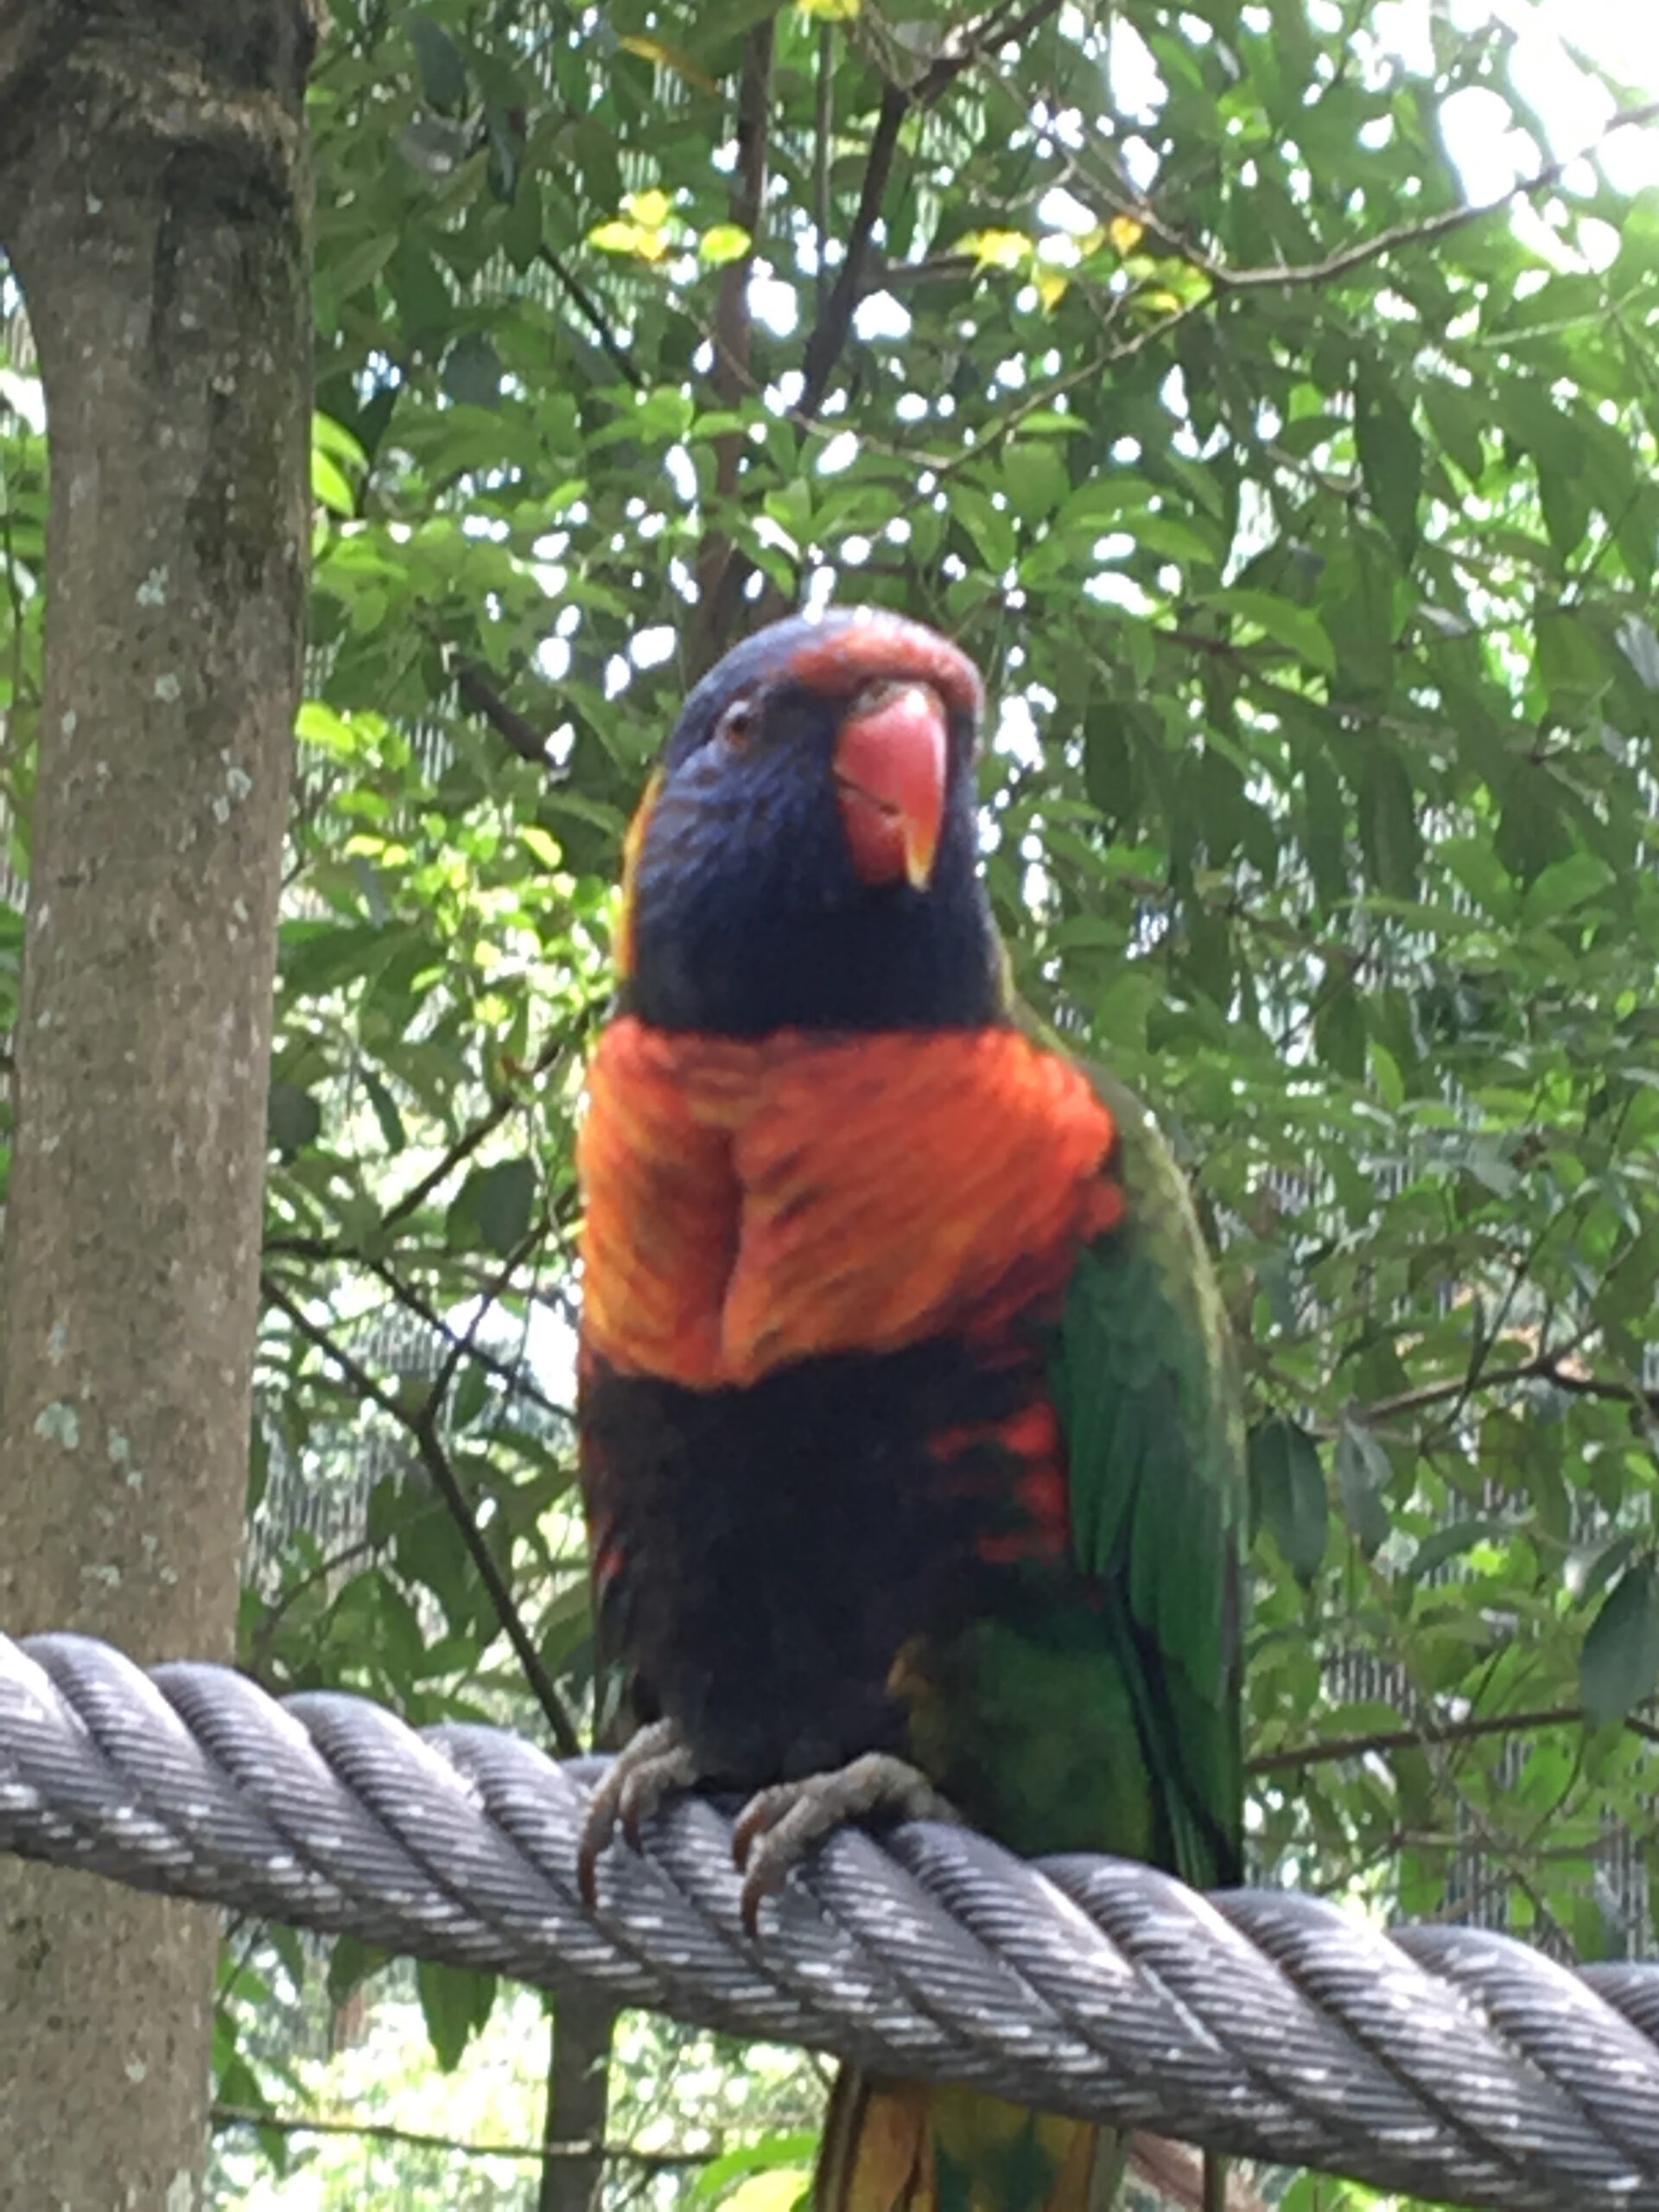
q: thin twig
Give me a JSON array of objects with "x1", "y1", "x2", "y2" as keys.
[
  {"x1": 1206, "y1": 97, "x2": 1659, "y2": 296},
  {"x1": 537, "y1": 243, "x2": 643, "y2": 390},
  {"x1": 211, "y1": 2105, "x2": 710, "y2": 2170},
  {"x1": 262, "y1": 1274, "x2": 582, "y2": 1759},
  {"x1": 1357, "y1": 1351, "x2": 1659, "y2": 1428},
  {"x1": 364, "y1": 1257, "x2": 573, "y2": 1427},
  {"x1": 381, "y1": 1030, "x2": 581, "y2": 1236}
]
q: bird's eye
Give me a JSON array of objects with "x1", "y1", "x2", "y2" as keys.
[{"x1": 715, "y1": 698, "x2": 755, "y2": 751}]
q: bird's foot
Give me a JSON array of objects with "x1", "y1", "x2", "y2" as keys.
[
  {"x1": 733, "y1": 1752, "x2": 957, "y2": 1935},
  {"x1": 577, "y1": 1718, "x2": 701, "y2": 1905}
]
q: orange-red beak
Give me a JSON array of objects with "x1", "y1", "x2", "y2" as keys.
[{"x1": 832, "y1": 683, "x2": 948, "y2": 891}]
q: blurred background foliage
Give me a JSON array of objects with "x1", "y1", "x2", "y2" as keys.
[{"x1": 4, "y1": 0, "x2": 1659, "y2": 2203}]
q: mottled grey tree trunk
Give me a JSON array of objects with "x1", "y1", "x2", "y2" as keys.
[{"x1": 0, "y1": 5, "x2": 319, "y2": 2203}]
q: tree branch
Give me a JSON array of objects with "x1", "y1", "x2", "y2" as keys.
[
  {"x1": 1252, "y1": 1702, "x2": 1659, "y2": 1777},
  {"x1": 798, "y1": 82, "x2": 906, "y2": 421},
  {"x1": 1356, "y1": 1350, "x2": 1659, "y2": 1429},
  {"x1": 909, "y1": 0, "x2": 1065, "y2": 107},
  {"x1": 364, "y1": 1257, "x2": 573, "y2": 1427},
  {"x1": 1205, "y1": 97, "x2": 1659, "y2": 296},
  {"x1": 1039, "y1": 90, "x2": 1659, "y2": 307}
]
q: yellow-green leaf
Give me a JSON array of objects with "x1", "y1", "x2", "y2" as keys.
[
  {"x1": 311, "y1": 449, "x2": 356, "y2": 517},
  {"x1": 699, "y1": 224, "x2": 753, "y2": 267},
  {"x1": 590, "y1": 219, "x2": 646, "y2": 256},
  {"x1": 618, "y1": 34, "x2": 719, "y2": 92},
  {"x1": 723, "y1": 2172, "x2": 813, "y2": 2212},
  {"x1": 625, "y1": 188, "x2": 672, "y2": 231},
  {"x1": 959, "y1": 228, "x2": 1030, "y2": 273}
]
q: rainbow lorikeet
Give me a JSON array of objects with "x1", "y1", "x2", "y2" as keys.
[{"x1": 576, "y1": 608, "x2": 1246, "y2": 2212}]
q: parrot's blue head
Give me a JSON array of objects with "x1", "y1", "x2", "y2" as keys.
[{"x1": 618, "y1": 608, "x2": 1001, "y2": 1036}]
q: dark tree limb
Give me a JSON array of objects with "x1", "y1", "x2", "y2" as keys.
[
  {"x1": 798, "y1": 83, "x2": 906, "y2": 421},
  {"x1": 454, "y1": 654, "x2": 552, "y2": 766},
  {"x1": 689, "y1": 18, "x2": 776, "y2": 681},
  {"x1": 797, "y1": 0, "x2": 1064, "y2": 423}
]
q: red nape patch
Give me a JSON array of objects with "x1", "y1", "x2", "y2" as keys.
[
  {"x1": 786, "y1": 612, "x2": 984, "y2": 729},
  {"x1": 578, "y1": 1020, "x2": 1121, "y2": 1389}
]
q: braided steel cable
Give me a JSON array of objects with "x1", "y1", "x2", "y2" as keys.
[{"x1": 2, "y1": 1630, "x2": 1657, "y2": 2209}]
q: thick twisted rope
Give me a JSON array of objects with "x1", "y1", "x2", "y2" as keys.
[{"x1": 3, "y1": 1632, "x2": 1657, "y2": 2209}]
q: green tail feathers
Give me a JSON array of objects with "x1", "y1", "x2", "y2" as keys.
[
  {"x1": 815, "y1": 2074, "x2": 1122, "y2": 2212},
  {"x1": 813, "y1": 2072, "x2": 1247, "y2": 2212}
]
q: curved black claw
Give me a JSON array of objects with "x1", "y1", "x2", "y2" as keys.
[
  {"x1": 732, "y1": 1753, "x2": 957, "y2": 1936},
  {"x1": 577, "y1": 1719, "x2": 701, "y2": 1906}
]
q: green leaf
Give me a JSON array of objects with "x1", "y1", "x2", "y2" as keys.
[
  {"x1": 950, "y1": 486, "x2": 1017, "y2": 576},
  {"x1": 450, "y1": 1358, "x2": 490, "y2": 1430},
  {"x1": 416, "y1": 1960, "x2": 497, "y2": 2072},
  {"x1": 1522, "y1": 849, "x2": 1613, "y2": 925},
  {"x1": 311, "y1": 448, "x2": 356, "y2": 518},
  {"x1": 1354, "y1": 362, "x2": 1421, "y2": 560},
  {"x1": 1318, "y1": 526, "x2": 1396, "y2": 695},
  {"x1": 281, "y1": 920, "x2": 404, "y2": 997},
  {"x1": 266, "y1": 1082, "x2": 321, "y2": 1157},
  {"x1": 1357, "y1": 746, "x2": 1421, "y2": 899},
  {"x1": 326, "y1": 1934, "x2": 391, "y2": 2008},
  {"x1": 1249, "y1": 1417, "x2": 1328, "y2": 1585},
  {"x1": 1535, "y1": 609, "x2": 1606, "y2": 705},
  {"x1": 689, "y1": 2133, "x2": 823, "y2": 2209},
  {"x1": 1001, "y1": 441, "x2": 1070, "y2": 530},
  {"x1": 1336, "y1": 1420, "x2": 1391, "y2": 1556},
  {"x1": 1615, "y1": 613, "x2": 1659, "y2": 692},
  {"x1": 1580, "y1": 1561, "x2": 1659, "y2": 1726},
  {"x1": 442, "y1": 334, "x2": 503, "y2": 409},
  {"x1": 408, "y1": 12, "x2": 469, "y2": 112},
  {"x1": 448, "y1": 1156, "x2": 537, "y2": 1255},
  {"x1": 362, "y1": 1068, "x2": 408, "y2": 1155},
  {"x1": 1206, "y1": 588, "x2": 1336, "y2": 674},
  {"x1": 699, "y1": 224, "x2": 753, "y2": 266},
  {"x1": 1313, "y1": 963, "x2": 1366, "y2": 1081},
  {"x1": 1410, "y1": 1517, "x2": 1510, "y2": 1581},
  {"x1": 1421, "y1": 379, "x2": 1484, "y2": 481}
]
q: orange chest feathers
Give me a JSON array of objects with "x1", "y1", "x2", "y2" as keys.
[{"x1": 578, "y1": 1018, "x2": 1122, "y2": 1392}]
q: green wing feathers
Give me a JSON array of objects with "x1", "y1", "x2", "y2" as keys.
[{"x1": 1053, "y1": 1062, "x2": 1246, "y2": 1891}]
